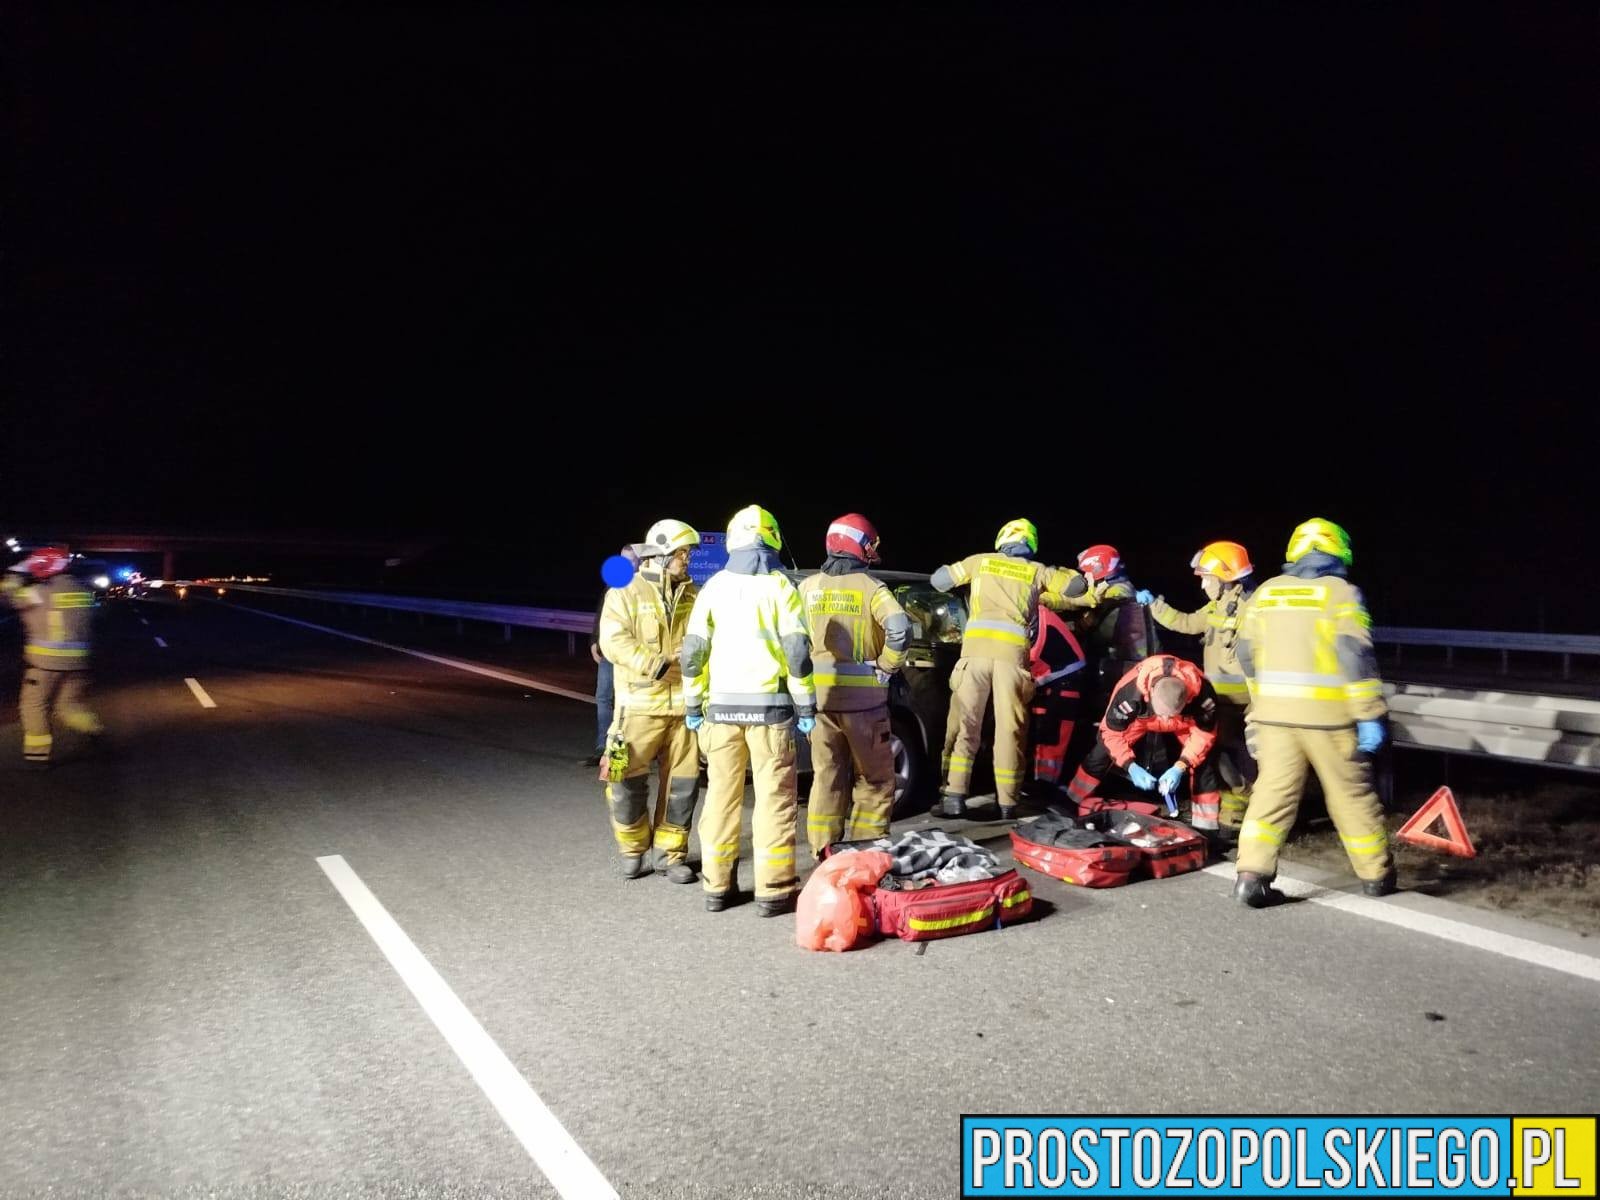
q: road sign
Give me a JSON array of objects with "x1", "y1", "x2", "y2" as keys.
[{"x1": 688, "y1": 532, "x2": 728, "y2": 586}]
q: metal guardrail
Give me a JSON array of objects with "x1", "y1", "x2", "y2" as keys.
[
  {"x1": 215, "y1": 586, "x2": 1598, "y2": 772},
  {"x1": 221, "y1": 584, "x2": 592, "y2": 642},
  {"x1": 1375, "y1": 626, "x2": 1600, "y2": 679},
  {"x1": 1386, "y1": 682, "x2": 1600, "y2": 773}
]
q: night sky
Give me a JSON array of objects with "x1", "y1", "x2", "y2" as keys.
[{"x1": 2, "y1": 4, "x2": 1593, "y2": 626}]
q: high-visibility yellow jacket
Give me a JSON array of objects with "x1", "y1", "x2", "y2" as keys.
[
  {"x1": 798, "y1": 567, "x2": 911, "y2": 712},
  {"x1": 1237, "y1": 561, "x2": 1386, "y2": 728},
  {"x1": 682, "y1": 566, "x2": 816, "y2": 725},
  {"x1": 598, "y1": 567, "x2": 697, "y2": 716},
  {"x1": 5, "y1": 573, "x2": 95, "y2": 671},
  {"x1": 931, "y1": 553, "x2": 1092, "y2": 665},
  {"x1": 1150, "y1": 582, "x2": 1252, "y2": 706}
]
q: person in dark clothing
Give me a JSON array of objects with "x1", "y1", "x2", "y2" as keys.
[{"x1": 582, "y1": 544, "x2": 639, "y2": 767}]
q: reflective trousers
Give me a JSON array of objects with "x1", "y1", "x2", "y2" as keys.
[{"x1": 699, "y1": 721, "x2": 799, "y2": 900}]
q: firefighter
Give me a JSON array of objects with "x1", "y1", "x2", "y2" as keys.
[
  {"x1": 798, "y1": 514, "x2": 911, "y2": 855},
  {"x1": 1065, "y1": 654, "x2": 1225, "y2": 832},
  {"x1": 1075, "y1": 544, "x2": 1154, "y2": 702},
  {"x1": 931, "y1": 519, "x2": 1097, "y2": 822},
  {"x1": 597, "y1": 520, "x2": 701, "y2": 882},
  {"x1": 1138, "y1": 540, "x2": 1256, "y2": 839},
  {"x1": 4, "y1": 547, "x2": 103, "y2": 766},
  {"x1": 681, "y1": 505, "x2": 815, "y2": 916},
  {"x1": 1231, "y1": 518, "x2": 1393, "y2": 907}
]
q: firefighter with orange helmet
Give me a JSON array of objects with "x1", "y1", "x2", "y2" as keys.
[
  {"x1": 797, "y1": 514, "x2": 912, "y2": 853},
  {"x1": 3, "y1": 547, "x2": 104, "y2": 766},
  {"x1": 931, "y1": 519, "x2": 1098, "y2": 821},
  {"x1": 1065, "y1": 654, "x2": 1225, "y2": 827},
  {"x1": 1138, "y1": 540, "x2": 1256, "y2": 837}
]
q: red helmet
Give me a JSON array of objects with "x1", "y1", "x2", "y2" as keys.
[
  {"x1": 1077, "y1": 544, "x2": 1121, "y2": 581},
  {"x1": 23, "y1": 546, "x2": 71, "y2": 579},
  {"x1": 825, "y1": 513, "x2": 880, "y2": 564}
]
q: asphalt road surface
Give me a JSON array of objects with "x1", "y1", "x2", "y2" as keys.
[{"x1": 2, "y1": 596, "x2": 1596, "y2": 1198}]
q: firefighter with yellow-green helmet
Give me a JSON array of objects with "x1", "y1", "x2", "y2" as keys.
[
  {"x1": 1231, "y1": 518, "x2": 1394, "y2": 907},
  {"x1": 681, "y1": 504, "x2": 816, "y2": 917},
  {"x1": 931, "y1": 519, "x2": 1099, "y2": 821},
  {"x1": 597, "y1": 518, "x2": 702, "y2": 882},
  {"x1": 1138, "y1": 539, "x2": 1257, "y2": 838},
  {"x1": 798, "y1": 513, "x2": 912, "y2": 854}
]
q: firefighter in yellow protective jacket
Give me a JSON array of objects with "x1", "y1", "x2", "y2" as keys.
[
  {"x1": 931, "y1": 519, "x2": 1098, "y2": 821},
  {"x1": 1139, "y1": 540, "x2": 1256, "y2": 838},
  {"x1": 681, "y1": 505, "x2": 815, "y2": 917},
  {"x1": 798, "y1": 513, "x2": 912, "y2": 854},
  {"x1": 597, "y1": 519, "x2": 702, "y2": 882},
  {"x1": 4, "y1": 547, "x2": 104, "y2": 766},
  {"x1": 1232, "y1": 518, "x2": 1394, "y2": 907}
]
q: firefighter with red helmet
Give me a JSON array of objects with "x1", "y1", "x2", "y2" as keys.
[
  {"x1": 3, "y1": 547, "x2": 104, "y2": 766},
  {"x1": 1065, "y1": 654, "x2": 1225, "y2": 833},
  {"x1": 1138, "y1": 540, "x2": 1256, "y2": 838},
  {"x1": 797, "y1": 514, "x2": 912, "y2": 853},
  {"x1": 1075, "y1": 544, "x2": 1154, "y2": 695}
]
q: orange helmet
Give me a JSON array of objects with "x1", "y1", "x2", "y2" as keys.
[
  {"x1": 1190, "y1": 541, "x2": 1253, "y2": 583},
  {"x1": 1077, "y1": 544, "x2": 1120, "y2": 582}
]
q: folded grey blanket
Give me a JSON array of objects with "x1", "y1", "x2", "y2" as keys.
[{"x1": 858, "y1": 829, "x2": 999, "y2": 885}]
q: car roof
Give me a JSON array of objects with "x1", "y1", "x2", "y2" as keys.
[{"x1": 782, "y1": 567, "x2": 933, "y2": 584}]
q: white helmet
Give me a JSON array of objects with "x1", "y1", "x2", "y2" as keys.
[{"x1": 639, "y1": 518, "x2": 699, "y2": 558}]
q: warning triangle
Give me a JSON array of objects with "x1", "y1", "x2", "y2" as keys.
[{"x1": 1394, "y1": 786, "x2": 1477, "y2": 858}]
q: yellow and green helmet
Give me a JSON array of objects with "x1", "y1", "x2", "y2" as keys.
[
  {"x1": 995, "y1": 518, "x2": 1039, "y2": 554},
  {"x1": 727, "y1": 504, "x2": 783, "y2": 552},
  {"x1": 1286, "y1": 518, "x2": 1353, "y2": 566}
]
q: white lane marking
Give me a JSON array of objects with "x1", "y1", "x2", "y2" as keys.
[
  {"x1": 154, "y1": 636, "x2": 168, "y2": 648},
  {"x1": 225, "y1": 602, "x2": 594, "y2": 703},
  {"x1": 184, "y1": 677, "x2": 217, "y2": 709},
  {"x1": 1201, "y1": 864, "x2": 1600, "y2": 983},
  {"x1": 317, "y1": 856, "x2": 618, "y2": 1200}
]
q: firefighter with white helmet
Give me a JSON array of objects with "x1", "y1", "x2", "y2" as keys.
[{"x1": 597, "y1": 519, "x2": 702, "y2": 881}]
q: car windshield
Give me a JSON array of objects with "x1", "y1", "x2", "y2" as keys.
[{"x1": 891, "y1": 582, "x2": 965, "y2": 646}]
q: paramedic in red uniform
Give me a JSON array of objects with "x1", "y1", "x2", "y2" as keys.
[{"x1": 1065, "y1": 653, "x2": 1226, "y2": 835}]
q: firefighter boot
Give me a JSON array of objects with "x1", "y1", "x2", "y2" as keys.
[
  {"x1": 620, "y1": 855, "x2": 650, "y2": 880},
  {"x1": 940, "y1": 792, "x2": 967, "y2": 819},
  {"x1": 1232, "y1": 871, "x2": 1286, "y2": 908},
  {"x1": 659, "y1": 853, "x2": 697, "y2": 884},
  {"x1": 1362, "y1": 868, "x2": 1398, "y2": 898},
  {"x1": 756, "y1": 895, "x2": 795, "y2": 918}
]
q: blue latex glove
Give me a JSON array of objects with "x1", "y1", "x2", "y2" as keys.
[
  {"x1": 684, "y1": 711, "x2": 703, "y2": 732},
  {"x1": 1158, "y1": 765, "x2": 1186, "y2": 797},
  {"x1": 1356, "y1": 719, "x2": 1385, "y2": 754},
  {"x1": 1127, "y1": 763, "x2": 1157, "y2": 791},
  {"x1": 796, "y1": 715, "x2": 816, "y2": 737},
  {"x1": 1135, "y1": 589, "x2": 1155, "y2": 606}
]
